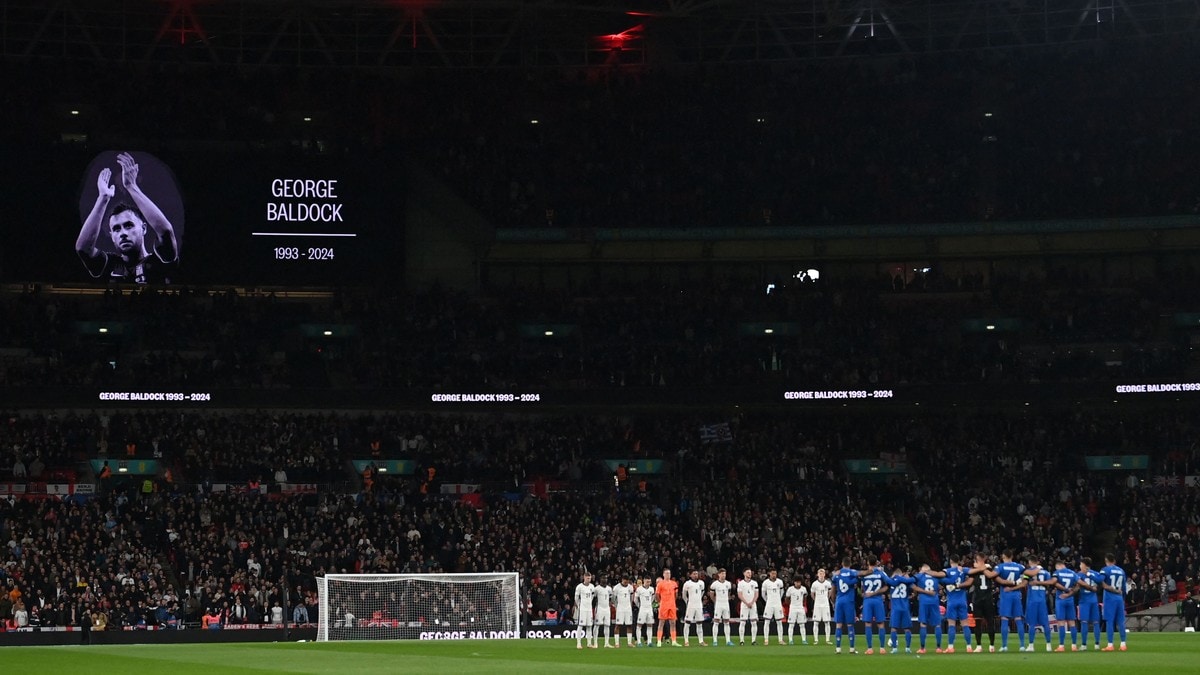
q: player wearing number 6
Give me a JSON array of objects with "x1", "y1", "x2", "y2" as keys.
[
  {"x1": 1099, "y1": 554, "x2": 1129, "y2": 651},
  {"x1": 832, "y1": 558, "x2": 861, "y2": 654}
]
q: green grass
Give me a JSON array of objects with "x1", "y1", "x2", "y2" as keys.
[{"x1": 2, "y1": 633, "x2": 1198, "y2": 673}]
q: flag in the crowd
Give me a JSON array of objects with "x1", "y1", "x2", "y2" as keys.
[
  {"x1": 1185, "y1": 475, "x2": 1199, "y2": 488},
  {"x1": 699, "y1": 423, "x2": 733, "y2": 444},
  {"x1": 1153, "y1": 475, "x2": 1182, "y2": 488}
]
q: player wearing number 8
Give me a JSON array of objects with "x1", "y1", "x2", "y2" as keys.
[
  {"x1": 912, "y1": 563, "x2": 943, "y2": 653},
  {"x1": 1099, "y1": 554, "x2": 1129, "y2": 651}
]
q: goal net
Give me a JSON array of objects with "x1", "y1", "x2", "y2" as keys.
[{"x1": 316, "y1": 573, "x2": 521, "y2": 641}]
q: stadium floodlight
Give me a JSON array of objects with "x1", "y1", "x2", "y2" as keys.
[{"x1": 316, "y1": 573, "x2": 520, "y2": 641}]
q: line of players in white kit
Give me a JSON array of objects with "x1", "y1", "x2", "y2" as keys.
[{"x1": 572, "y1": 550, "x2": 1131, "y2": 654}]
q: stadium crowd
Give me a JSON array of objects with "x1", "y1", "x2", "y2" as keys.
[{"x1": 2, "y1": 408, "x2": 1197, "y2": 632}]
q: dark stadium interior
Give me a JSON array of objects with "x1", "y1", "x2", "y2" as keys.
[{"x1": 0, "y1": 0, "x2": 1198, "y2": 644}]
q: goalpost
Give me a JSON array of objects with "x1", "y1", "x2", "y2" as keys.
[{"x1": 316, "y1": 573, "x2": 521, "y2": 641}]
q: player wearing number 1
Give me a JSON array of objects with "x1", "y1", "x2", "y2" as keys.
[
  {"x1": 681, "y1": 570, "x2": 708, "y2": 647},
  {"x1": 785, "y1": 578, "x2": 809, "y2": 645},
  {"x1": 760, "y1": 570, "x2": 786, "y2": 646},
  {"x1": 575, "y1": 573, "x2": 597, "y2": 650},
  {"x1": 832, "y1": 558, "x2": 861, "y2": 654},
  {"x1": 1099, "y1": 554, "x2": 1129, "y2": 651},
  {"x1": 968, "y1": 553, "x2": 999, "y2": 652},
  {"x1": 655, "y1": 569, "x2": 681, "y2": 647}
]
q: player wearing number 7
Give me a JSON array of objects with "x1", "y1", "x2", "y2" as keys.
[
  {"x1": 77, "y1": 152, "x2": 178, "y2": 284},
  {"x1": 1099, "y1": 554, "x2": 1129, "y2": 651},
  {"x1": 1051, "y1": 560, "x2": 1080, "y2": 651}
]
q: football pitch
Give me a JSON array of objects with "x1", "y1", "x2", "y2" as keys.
[{"x1": 2, "y1": 634, "x2": 1198, "y2": 673}]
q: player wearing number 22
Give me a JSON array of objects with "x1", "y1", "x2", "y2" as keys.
[{"x1": 858, "y1": 559, "x2": 890, "y2": 654}]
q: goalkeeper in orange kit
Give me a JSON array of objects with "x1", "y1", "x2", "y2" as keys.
[{"x1": 655, "y1": 568, "x2": 681, "y2": 647}]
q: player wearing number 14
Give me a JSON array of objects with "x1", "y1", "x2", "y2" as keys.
[{"x1": 1099, "y1": 554, "x2": 1129, "y2": 651}]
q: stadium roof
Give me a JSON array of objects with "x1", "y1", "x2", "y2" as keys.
[{"x1": 1, "y1": 0, "x2": 1197, "y2": 68}]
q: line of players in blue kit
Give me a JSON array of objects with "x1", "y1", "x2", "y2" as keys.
[{"x1": 831, "y1": 551, "x2": 1130, "y2": 654}]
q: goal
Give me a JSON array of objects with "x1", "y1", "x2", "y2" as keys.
[{"x1": 316, "y1": 573, "x2": 521, "y2": 641}]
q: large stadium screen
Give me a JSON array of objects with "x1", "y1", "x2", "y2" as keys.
[{"x1": 1, "y1": 146, "x2": 402, "y2": 286}]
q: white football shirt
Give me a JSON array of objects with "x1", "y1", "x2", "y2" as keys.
[
  {"x1": 811, "y1": 579, "x2": 833, "y2": 607},
  {"x1": 737, "y1": 579, "x2": 759, "y2": 606},
  {"x1": 761, "y1": 578, "x2": 785, "y2": 607},
  {"x1": 575, "y1": 583, "x2": 595, "y2": 611},
  {"x1": 710, "y1": 579, "x2": 733, "y2": 604},
  {"x1": 682, "y1": 579, "x2": 706, "y2": 608},
  {"x1": 786, "y1": 585, "x2": 808, "y2": 607},
  {"x1": 614, "y1": 583, "x2": 634, "y2": 611},
  {"x1": 595, "y1": 584, "x2": 612, "y2": 609}
]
